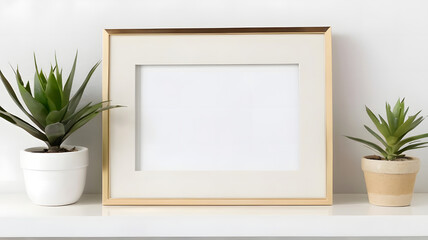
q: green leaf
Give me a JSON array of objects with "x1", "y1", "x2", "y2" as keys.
[
  {"x1": 17, "y1": 79, "x2": 48, "y2": 127},
  {"x1": 62, "y1": 102, "x2": 92, "y2": 122},
  {"x1": 39, "y1": 70, "x2": 47, "y2": 89},
  {"x1": 62, "y1": 52, "x2": 78, "y2": 104},
  {"x1": 0, "y1": 107, "x2": 47, "y2": 141},
  {"x1": 378, "y1": 115, "x2": 391, "y2": 133},
  {"x1": 62, "y1": 111, "x2": 99, "y2": 141},
  {"x1": 13, "y1": 66, "x2": 33, "y2": 97},
  {"x1": 45, "y1": 70, "x2": 62, "y2": 111},
  {"x1": 397, "y1": 133, "x2": 428, "y2": 149},
  {"x1": 14, "y1": 67, "x2": 24, "y2": 86},
  {"x1": 346, "y1": 136, "x2": 387, "y2": 156},
  {"x1": 392, "y1": 99, "x2": 402, "y2": 116},
  {"x1": 0, "y1": 70, "x2": 45, "y2": 130},
  {"x1": 364, "y1": 125, "x2": 388, "y2": 148},
  {"x1": 362, "y1": 145, "x2": 388, "y2": 159},
  {"x1": 45, "y1": 122, "x2": 65, "y2": 145},
  {"x1": 24, "y1": 81, "x2": 31, "y2": 95},
  {"x1": 33, "y1": 69, "x2": 48, "y2": 109},
  {"x1": 394, "y1": 111, "x2": 421, "y2": 138},
  {"x1": 33, "y1": 53, "x2": 39, "y2": 72},
  {"x1": 63, "y1": 102, "x2": 97, "y2": 131},
  {"x1": 398, "y1": 107, "x2": 409, "y2": 127},
  {"x1": 63, "y1": 100, "x2": 111, "y2": 130},
  {"x1": 63, "y1": 104, "x2": 122, "y2": 141},
  {"x1": 55, "y1": 54, "x2": 63, "y2": 89},
  {"x1": 397, "y1": 142, "x2": 428, "y2": 155},
  {"x1": 46, "y1": 104, "x2": 68, "y2": 125},
  {"x1": 407, "y1": 116, "x2": 425, "y2": 133},
  {"x1": 0, "y1": 107, "x2": 15, "y2": 124},
  {"x1": 366, "y1": 106, "x2": 390, "y2": 138},
  {"x1": 395, "y1": 116, "x2": 425, "y2": 143},
  {"x1": 386, "y1": 103, "x2": 398, "y2": 133},
  {"x1": 64, "y1": 60, "x2": 101, "y2": 119}
]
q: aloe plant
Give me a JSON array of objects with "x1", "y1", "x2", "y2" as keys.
[
  {"x1": 347, "y1": 99, "x2": 428, "y2": 160},
  {"x1": 0, "y1": 53, "x2": 121, "y2": 152}
]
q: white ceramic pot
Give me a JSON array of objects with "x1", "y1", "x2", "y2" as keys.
[{"x1": 20, "y1": 146, "x2": 89, "y2": 206}]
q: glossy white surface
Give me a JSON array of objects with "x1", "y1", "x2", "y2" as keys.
[{"x1": 1, "y1": 194, "x2": 428, "y2": 237}]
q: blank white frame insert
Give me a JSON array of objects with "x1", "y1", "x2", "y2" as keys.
[{"x1": 136, "y1": 64, "x2": 299, "y2": 171}]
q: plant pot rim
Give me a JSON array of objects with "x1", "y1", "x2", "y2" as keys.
[
  {"x1": 23, "y1": 145, "x2": 87, "y2": 154},
  {"x1": 21, "y1": 146, "x2": 89, "y2": 171},
  {"x1": 361, "y1": 156, "x2": 420, "y2": 174},
  {"x1": 362, "y1": 155, "x2": 419, "y2": 161}
]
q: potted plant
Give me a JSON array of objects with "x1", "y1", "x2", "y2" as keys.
[
  {"x1": 347, "y1": 99, "x2": 428, "y2": 206},
  {"x1": 0, "y1": 53, "x2": 121, "y2": 206}
]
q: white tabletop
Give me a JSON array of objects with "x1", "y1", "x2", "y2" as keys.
[{"x1": 0, "y1": 193, "x2": 427, "y2": 237}]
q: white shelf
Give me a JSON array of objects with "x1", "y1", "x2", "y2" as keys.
[{"x1": 1, "y1": 193, "x2": 428, "y2": 237}]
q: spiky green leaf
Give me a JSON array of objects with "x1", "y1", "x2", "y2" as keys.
[
  {"x1": 0, "y1": 70, "x2": 45, "y2": 130},
  {"x1": 64, "y1": 102, "x2": 98, "y2": 131},
  {"x1": 63, "y1": 104, "x2": 122, "y2": 141},
  {"x1": 17, "y1": 79, "x2": 48, "y2": 126},
  {"x1": 33, "y1": 71, "x2": 48, "y2": 108},
  {"x1": 45, "y1": 122, "x2": 65, "y2": 145},
  {"x1": 13, "y1": 65, "x2": 33, "y2": 98},
  {"x1": 62, "y1": 52, "x2": 77, "y2": 104},
  {"x1": 366, "y1": 106, "x2": 390, "y2": 138},
  {"x1": 397, "y1": 106, "x2": 409, "y2": 127},
  {"x1": 397, "y1": 142, "x2": 428, "y2": 155},
  {"x1": 386, "y1": 103, "x2": 398, "y2": 132},
  {"x1": 397, "y1": 133, "x2": 428, "y2": 149},
  {"x1": 346, "y1": 136, "x2": 388, "y2": 157},
  {"x1": 62, "y1": 111, "x2": 99, "y2": 141},
  {"x1": 14, "y1": 68, "x2": 24, "y2": 86},
  {"x1": 63, "y1": 101, "x2": 112, "y2": 129},
  {"x1": 45, "y1": 70, "x2": 62, "y2": 111},
  {"x1": 38, "y1": 70, "x2": 47, "y2": 89},
  {"x1": 63, "y1": 60, "x2": 101, "y2": 119},
  {"x1": 55, "y1": 54, "x2": 63, "y2": 88},
  {"x1": 364, "y1": 125, "x2": 388, "y2": 148},
  {"x1": 394, "y1": 111, "x2": 421, "y2": 138},
  {"x1": 0, "y1": 107, "x2": 47, "y2": 141},
  {"x1": 392, "y1": 99, "x2": 402, "y2": 116},
  {"x1": 24, "y1": 81, "x2": 31, "y2": 95},
  {"x1": 46, "y1": 104, "x2": 68, "y2": 125},
  {"x1": 407, "y1": 116, "x2": 425, "y2": 133}
]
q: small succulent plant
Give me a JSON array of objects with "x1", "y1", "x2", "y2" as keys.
[
  {"x1": 0, "y1": 53, "x2": 121, "y2": 152},
  {"x1": 347, "y1": 99, "x2": 428, "y2": 160}
]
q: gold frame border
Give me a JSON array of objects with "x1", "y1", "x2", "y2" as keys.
[{"x1": 102, "y1": 27, "x2": 333, "y2": 205}]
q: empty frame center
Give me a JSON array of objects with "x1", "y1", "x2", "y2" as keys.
[{"x1": 136, "y1": 64, "x2": 299, "y2": 171}]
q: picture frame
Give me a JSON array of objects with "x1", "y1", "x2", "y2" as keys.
[{"x1": 102, "y1": 27, "x2": 332, "y2": 205}]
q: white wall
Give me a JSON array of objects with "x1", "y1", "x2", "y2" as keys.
[{"x1": 1, "y1": 0, "x2": 428, "y2": 194}]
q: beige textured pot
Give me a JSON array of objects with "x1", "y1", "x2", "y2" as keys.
[{"x1": 361, "y1": 157, "x2": 420, "y2": 207}]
